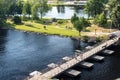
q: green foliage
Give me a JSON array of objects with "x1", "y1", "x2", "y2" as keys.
[
  {"x1": 8, "y1": 3, "x2": 18, "y2": 15},
  {"x1": 80, "y1": 17, "x2": 91, "y2": 28},
  {"x1": 84, "y1": 0, "x2": 105, "y2": 18},
  {"x1": 71, "y1": 13, "x2": 79, "y2": 24},
  {"x1": 22, "y1": 0, "x2": 31, "y2": 20},
  {"x1": 31, "y1": 0, "x2": 51, "y2": 20},
  {"x1": 17, "y1": 0, "x2": 24, "y2": 14},
  {"x1": 108, "y1": 0, "x2": 120, "y2": 29},
  {"x1": 0, "y1": 0, "x2": 14, "y2": 27},
  {"x1": 82, "y1": 36, "x2": 89, "y2": 42},
  {"x1": 93, "y1": 13, "x2": 107, "y2": 27},
  {"x1": 57, "y1": 20, "x2": 64, "y2": 24},
  {"x1": 12, "y1": 16, "x2": 22, "y2": 24},
  {"x1": 31, "y1": 4, "x2": 39, "y2": 20},
  {"x1": 71, "y1": 14, "x2": 91, "y2": 37},
  {"x1": 96, "y1": 35, "x2": 108, "y2": 42},
  {"x1": 0, "y1": 18, "x2": 6, "y2": 27},
  {"x1": 74, "y1": 19, "x2": 83, "y2": 35}
]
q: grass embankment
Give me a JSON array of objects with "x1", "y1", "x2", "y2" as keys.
[
  {"x1": 7, "y1": 19, "x2": 116, "y2": 39},
  {"x1": 7, "y1": 20, "x2": 80, "y2": 38}
]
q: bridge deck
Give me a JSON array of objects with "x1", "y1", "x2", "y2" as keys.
[{"x1": 28, "y1": 37, "x2": 119, "y2": 80}]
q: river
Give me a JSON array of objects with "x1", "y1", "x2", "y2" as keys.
[
  {"x1": 43, "y1": 6, "x2": 88, "y2": 19},
  {"x1": 0, "y1": 29, "x2": 120, "y2": 80},
  {"x1": 0, "y1": 29, "x2": 86, "y2": 80}
]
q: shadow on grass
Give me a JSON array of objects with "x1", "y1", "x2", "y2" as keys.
[
  {"x1": 5, "y1": 23, "x2": 16, "y2": 29},
  {"x1": 24, "y1": 23, "x2": 41, "y2": 29}
]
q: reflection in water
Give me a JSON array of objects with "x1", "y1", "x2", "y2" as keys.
[
  {"x1": 44, "y1": 6, "x2": 88, "y2": 19},
  {"x1": 0, "y1": 29, "x2": 8, "y2": 52},
  {"x1": 57, "y1": 5, "x2": 65, "y2": 13}
]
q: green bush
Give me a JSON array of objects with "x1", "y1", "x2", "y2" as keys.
[
  {"x1": 82, "y1": 36, "x2": 89, "y2": 42},
  {"x1": 0, "y1": 19, "x2": 6, "y2": 27},
  {"x1": 57, "y1": 20, "x2": 64, "y2": 24},
  {"x1": 12, "y1": 16, "x2": 22, "y2": 24},
  {"x1": 93, "y1": 13, "x2": 107, "y2": 27},
  {"x1": 96, "y1": 35, "x2": 108, "y2": 42}
]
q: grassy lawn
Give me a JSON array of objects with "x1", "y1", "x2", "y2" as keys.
[
  {"x1": 7, "y1": 20, "x2": 80, "y2": 38},
  {"x1": 7, "y1": 19, "x2": 116, "y2": 38}
]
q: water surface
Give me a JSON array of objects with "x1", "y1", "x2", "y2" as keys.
[{"x1": 0, "y1": 29, "x2": 81, "y2": 80}]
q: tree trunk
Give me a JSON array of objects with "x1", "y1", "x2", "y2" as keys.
[
  {"x1": 78, "y1": 31, "x2": 81, "y2": 48},
  {"x1": 40, "y1": 12, "x2": 42, "y2": 19}
]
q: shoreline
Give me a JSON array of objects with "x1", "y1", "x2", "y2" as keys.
[{"x1": 0, "y1": 28, "x2": 80, "y2": 40}]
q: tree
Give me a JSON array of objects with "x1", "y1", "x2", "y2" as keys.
[
  {"x1": 71, "y1": 13, "x2": 79, "y2": 24},
  {"x1": 108, "y1": 0, "x2": 120, "y2": 29},
  {"x1": 0, "y1": 0, "x2": 14, "y2": 26},
  {"x1": 17, "y1": 0, "x2": 24, "y2": 15},
  {"x1": 84, "y1": 0, "x2": 105, "y2": 18},
  {"x1": 73, "y1": 17, "x2": 90, "y2": 48},
  {"x1": 93, "y1": 12, "x2": 107, "y2": 27},
  {"x1": 73, "y1": 17, "x2": 90, "y2": 37},
  {"x1": 81, "y1": 17, "x2": 91, "y2": 30},
  {"x1": 22, "y1": 0, "x2": 31, "y2": 20},
  {"x1": 12, "y1": 16, "x2": 21, "y2": 24},
  {"x1": 38, "y1": 0, "x2": 50, "y2": 19},
  {"x1": 31, "y1": 0, "x2": 50, "y2": 19},
  {"x1": 31, "y1": 4, "x2": 39, "y2": 20},
  {"x1": 74, "y1": 19, "x2": 83, "y2": 37},
  {"x1": 8, "y1": 3, "x2": 18, "y2": 16}
]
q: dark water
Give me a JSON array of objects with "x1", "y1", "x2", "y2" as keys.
[
  {"x1": 0, "y1": 29, "x2": 84, "y2": 80},
  {"x1": 0, "y1": 29, "x2": 120, "y2": 80},
  {"x1": 57, "y1": 46, "x2": 120, "y2": 80}
]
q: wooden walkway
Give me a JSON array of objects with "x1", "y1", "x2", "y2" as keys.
[{"x1": 27, "y1": 37, "x2": 119, "y2": 80}]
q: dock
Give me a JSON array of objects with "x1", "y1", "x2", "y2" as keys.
[
  {"x1": 75, "y1": 50, "x2": 81, "y2": 53},
  {"x1": 115, "y1": 78, "x2": 120, "y2": 80},
  {"x1": 79, "y1": 61, "x2": 94, "y2": 68},
  {"x1": 29, "y1": 71, "x2": 42, "y2": 77},
  {"x1": 62, "y1": 56, "x2": 72, "y2": 61},
  {"x1": 47, "y1": 63, "x2": 58, "y2": 68},
  {"x1": 91, "y1": 55, "x2": 104, "y2": 61},
  {"x1": 27, "y1": 32, "x2": 120, "y2": 80},
  {"x1": 65, "y1": 69, "x2": 81, "y2": 77},
  {"x1": 85, "y1": 46, "x2": 93, "y2": 50},
  {"x1": 102, "y1": 50, "x2": 114, "y2": 55}
]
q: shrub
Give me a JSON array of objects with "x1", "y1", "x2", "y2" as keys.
[
  {"x1": 96, "y1": 35, "x2": 108, "y2": 42},
  {"x1": 12, "y1": 16, "x2": 22, "y2": 24},
  {"x1": 93, "y1": 13, "x2": 107, "y2": 27},
  {"x1": 52, "y1": 18, "x2": 57, "y2": 22},
  {"x1": 0, "y1": 19, "x2": 6, "y2": 27},
  {"x1": 57, "y1": 20, "x2": 64, "y2": 24},
  {"x1": 82, "y1": 36, "x2": 89, "y2": 42}
]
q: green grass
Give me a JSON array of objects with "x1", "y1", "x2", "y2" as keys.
[
  {"x1": 7, "y1": 20, "x2": 80, "y2": 38},
  {"x1": 7, "y1": 19, "x2": 116, "y2": 38}
]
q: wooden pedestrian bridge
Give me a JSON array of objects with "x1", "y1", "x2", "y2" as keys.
[{"x1": 27, "y1": 31, "x2": 120, "y2": 80}]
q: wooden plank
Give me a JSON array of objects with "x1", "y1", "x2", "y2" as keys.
[
  {"x1": 75, "y1": 50, "x2": 81, "y2": 53},
  {"x1": 62, "y1": 56, "x2": 72, "y2": 61},
  {"x1": 79, "y1": 61, "x2": 94, "y2": 68},
  {"x1": 29, "y1": 71, "x2": 42, "y2": 76},
  {"x1": 91, "y1": 55, "x2": 104, "y2": 61},
  {"x1": 65, "y1": 69, "x2": 81, "y2": 77},
  {"x1": 102, "y1": 50, "x2": 114, "y2": 55},
  {"x1": 115, "y1": 78, "x2": 120, "y2": 80},
  {"x1": 48, "y1": 63, "x2": 58, "y2": 68}
]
